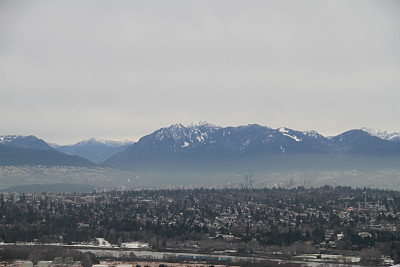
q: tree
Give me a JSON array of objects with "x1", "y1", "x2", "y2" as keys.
[{"x1": 360, "y1": 248, "x2": 382, "y2": 264}]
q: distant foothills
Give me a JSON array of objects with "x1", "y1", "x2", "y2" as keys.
[
  {"x1": 1, "y1": 122, "x2": 400, "y2": 167},
  {"x1": 1, "y1": 122, "x2": 400, "y2": 191}
]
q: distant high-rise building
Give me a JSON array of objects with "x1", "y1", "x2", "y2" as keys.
[{"x1": 244, "y1": 174, "x2": 254, "y2": 187}]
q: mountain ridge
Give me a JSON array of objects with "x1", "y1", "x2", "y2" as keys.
[
  {"x1": 2, "y1": 124, "x2": 400, "y2": 170},
  {"x1": 0, "y1": 144, "x2": 96, "y2": 167},
  {"x1": 55, "y1": 138, "x2": 134, "y2": 163},
  {"x1": 103, "y1": 123, "x2": 400, "y2": 171},
  {"x1": 0, "y1": 135, "x2": 52, "y2": 150},
  {"x1": 361, "y1": 127, "x2": 400, "y2": 142}
]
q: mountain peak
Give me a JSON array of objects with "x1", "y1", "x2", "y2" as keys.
[
  {"x1": 73, "y1": 138, "x2": 134, "y2": 147},
  {"x1": 167, "y1": 121, "x2": 220, "y2": 130},
  {"x1": 0, "y1": 135, "x2": 51, "y2": 150},
  {"x1": 302, "y1": 130, "x2": 323, "y2": 139},
  {"x1": 169, "y1": 123, "x2": 184, "y2": 129},
  {"x1": 56, "y1": 138, "x2": 134, "y2": 163},
  {"x1": 361, "y1": 127, "x2": 400, "y2": 142},
  {"x1": 278, "y1": 127, "x2": 289, "y2": 133},
  {"x1": 189, "y1": 121, "x2": 220, "y2": 128}
]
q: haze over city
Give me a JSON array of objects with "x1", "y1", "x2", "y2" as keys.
[{"x1": 1, "y1": 0, "x2": 399, "y2": 144}]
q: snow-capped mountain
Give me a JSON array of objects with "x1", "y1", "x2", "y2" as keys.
[
  {"x1": 361, "y1": 127, "x2": 400, "y2": 142},
  {"x1": 103, "y1": 123, "x2": 400, "y2": 171},
  {"x1": 0, "y1": 135, "x2": 52, "y2": 150},
  {"x1": 152, "y1": 122, "x2": 220, "y2": 149},
  {"x1": 68, "y1": 138, "x2": 134, "y2": 148},
  {"x1": 112, "y1": 122, "x2": 329, "y2": 157},
  {"x1": 56, "y1": 138, "x2": 135, "y2": 163},
  {"x1": 2, "y1": 124, "x2": 400, "y2": 171},
  {"x1": 0, "y1": 135, "x2": 95, "y2": 167}
]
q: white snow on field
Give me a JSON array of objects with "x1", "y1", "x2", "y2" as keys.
[
  {"x1": 0, "y1": 239, "x2": 147, "y2": 249},
  {"x1": 120, "y1": 241, "x2": 149, "y2": 248},
  {"x1": 96, "y1": 238, "x2": 111, "y2": 247},
  {"x1": 294, "y1": 253, "x2": 361, "y2": 263}
]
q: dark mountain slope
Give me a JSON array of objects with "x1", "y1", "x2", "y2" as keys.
[
  {"x1": 331, "y1": 130, "x2": 400, "y2": 155},
  {"x1": 0, "y1": 144, "x2": 96, "y2": 167}
]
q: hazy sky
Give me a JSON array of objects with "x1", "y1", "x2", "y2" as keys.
[{"x1": 1, "y1": 0, "x2": 399, "y2": 144}]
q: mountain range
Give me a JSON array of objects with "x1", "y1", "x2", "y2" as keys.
[
  {"x1": 1, "y1": 123, "x2": 400, "y2": 172},
  {"x1": 103, "y1": 123, "x2": 400, "y2": 169}
]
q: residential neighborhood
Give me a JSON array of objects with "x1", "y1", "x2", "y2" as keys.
[{"x1": 1, "y1": 186, "x2": 400, "y2": 265}]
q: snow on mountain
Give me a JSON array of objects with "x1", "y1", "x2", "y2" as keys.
[
  {"x1": 98, "y1": 122, "x2": 400, "y2": 172},
  {"x1": 73, "y1": 138, "x2": 134, "y2": 147},
  {"x1": 302, "y1": 130, "x2": 322, "y2": 139},
  {"x1": 278, "y1": 128, "x2": 302, "y2": 142},
  {"x1": 56, "y1": 138, "x2": 135, "y2": 163},
  {"x1": 361, "y1": 127, "x2": 400, "y2": 142},
  {"x1": 5, "y1": 124, "x2": 400, "y2": 169},
  {"x1": 152, "y1": 123, "x2": 329, "y2": 152},
  {"x1": 0, "y1": 135, "x2": 51, "y2": 150},
  {"x1": 189, "y1": 121, "x2": 217, "y2": 128},
  {"x1": 0, "y1": 135, "x2": 20, "y2": 143},
  {"x1": 104, "y1": 122, "x2": 338, "y2": 169},
  {"x1": 154, "y1": 122, "x2": 220, "y2": 147},
  {"x1": 278, "y1": 127, "x2": 289, "y2": 134}
]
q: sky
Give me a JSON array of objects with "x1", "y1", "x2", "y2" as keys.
[{"x1": 1, "y1": 0, "x2": 399, "y2": 145}]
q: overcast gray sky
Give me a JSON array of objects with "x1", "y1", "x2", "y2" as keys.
[{"x1": 1, "y1": 0, "x2": 399, "y2": 144}]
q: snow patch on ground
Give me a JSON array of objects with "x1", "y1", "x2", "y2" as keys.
[
  {"x1": 0, "y1": 239, "x2": 149, "y2": 249},
  {"x1": 96, "y1": 238, "x2": 111, "y2": 247},
  {"x1": 120, "y1": 242, "x2": 149, "y2": 249}
]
